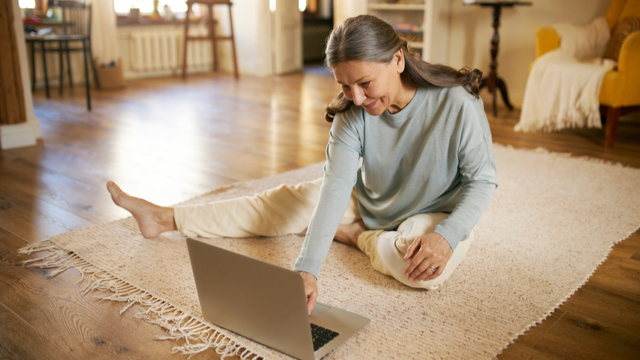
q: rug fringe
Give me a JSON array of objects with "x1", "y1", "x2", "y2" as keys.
[{"x1": 19, "y1": 240, "x2": 263, "y2": 360}]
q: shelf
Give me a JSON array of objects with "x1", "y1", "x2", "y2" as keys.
[
  {"x1": 366, "y1": 0, "x2": 450, "y2": 64},
  {"x1": 368, "y1": 4, "x2": 425, "y2": 11}
]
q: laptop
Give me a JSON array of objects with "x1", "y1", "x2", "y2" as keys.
[{"x1": 186, "y1": 238, "x2": 370, "y2": 360}]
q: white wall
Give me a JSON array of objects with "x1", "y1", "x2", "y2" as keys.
[
  {"x1": 214, "y1": 0, "x2": 272, "y2": 76},
  {"x1": 447, "y1": 0, "x2": 611, "y2": 107},
  {"x1": 333, "y1": 0, "x2": 367, "y2": 28}
]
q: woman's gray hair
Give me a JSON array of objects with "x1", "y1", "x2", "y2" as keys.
[
  {"x1": 325, "y1": 15, "x2": 402, "y2": 67},
  {"x1": 324, "y1": 14, "x2": 482, "y2": 122}
]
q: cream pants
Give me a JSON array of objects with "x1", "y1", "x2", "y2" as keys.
[{"x1": 175, "y1": 178, "x2": 473, "y2": 290}]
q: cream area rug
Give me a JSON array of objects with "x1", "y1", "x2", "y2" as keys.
[{"x1": 21, "y1": 144, "x2": 640, "y2": 359}]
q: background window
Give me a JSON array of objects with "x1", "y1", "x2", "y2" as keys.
[{"x1": 113, "y1": 0, "x2": 187, "y2": 14}]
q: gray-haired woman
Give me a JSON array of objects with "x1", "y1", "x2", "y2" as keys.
[{"x1": 107, "y1": 15, "x2": 497, "y2": 314}]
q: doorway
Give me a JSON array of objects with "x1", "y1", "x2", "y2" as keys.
[{"x1": 301, "y1": 0, "x2": 333, "y2": 76}]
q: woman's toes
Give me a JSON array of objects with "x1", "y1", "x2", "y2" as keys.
[{"x1": 106, "y1": 181, "x2": 124, "y2": 204}]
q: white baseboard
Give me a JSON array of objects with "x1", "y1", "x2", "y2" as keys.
[{"x1": 0, "y1": 122, "x2": 38, "y2": 150}]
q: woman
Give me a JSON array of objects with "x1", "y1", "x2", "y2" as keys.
[{"x1": 107, "y1": 15, "x2": 497, "y2": 315}]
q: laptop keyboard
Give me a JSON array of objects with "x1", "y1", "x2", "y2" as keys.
[{"x1": 310, "y1": 323, "x2": 340, "y2": 351}]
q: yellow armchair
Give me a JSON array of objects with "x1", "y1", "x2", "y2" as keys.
[{"x1": 534, "y1": 0, "x2": 640, "y2": 147}]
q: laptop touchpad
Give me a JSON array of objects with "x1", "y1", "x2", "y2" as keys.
[{"x1": 310, "y1": 303, "x2": 330, "y2": 319}]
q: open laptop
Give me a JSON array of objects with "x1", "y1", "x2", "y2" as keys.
[{"x1": 186, "y1": 238, "x2": 370, "y2": 360}]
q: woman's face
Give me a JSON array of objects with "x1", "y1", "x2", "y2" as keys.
[{"x1": 332, "y1": 50, "x2": 411, "y2": 116}]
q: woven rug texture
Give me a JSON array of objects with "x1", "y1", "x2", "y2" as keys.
[{"x1": 25, "y1": 144, "x2": 640, "y2": 359}]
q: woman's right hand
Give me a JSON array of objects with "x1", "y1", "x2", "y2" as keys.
[{"x1": 298, "y1": 271, "x2": 318, "y2": 315}]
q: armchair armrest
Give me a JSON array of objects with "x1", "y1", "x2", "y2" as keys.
[
  {"x1": 616, "y1": 31, "x2": 640, "y2": 106},
  {"x1": 618, "y1": 31, "x2": 640, "y2": 79},
  {"x1": 535, "y1": 26, "x2": 560, "y2": 58}
]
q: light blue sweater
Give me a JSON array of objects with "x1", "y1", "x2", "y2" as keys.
[{"x1": 294, "y1": 85, "x2": 498, "y2": 278}]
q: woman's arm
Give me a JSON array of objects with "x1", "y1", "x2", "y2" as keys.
[
  {"x1": 293, "y1": 157, "x2": 359, "y2": 277},
  {"x1": 293, "y1": 143, "x2": 361, "y2": 275},
  {"x1": 293, "y1": 111, "x2": 362, "y2": 314},
  {"x1": 294, "y1": 108, "x2": 363, "y2": 270},
  {"x1": 434, "y1": 138, "x2": 497, "y2": 249},
  {"x1": 405, "y1": 96, "x2": 498, "y2": 282}
]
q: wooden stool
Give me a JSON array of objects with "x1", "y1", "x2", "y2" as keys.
[{"x1": 182, "y1": 0, "x2": 239, "y2": 79}]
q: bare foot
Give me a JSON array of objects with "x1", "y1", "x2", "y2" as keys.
[
  {"x1": 106, "y1": 181, "x2": 177, "y2": 238},
  {"x1": 334, "y1": 221, "x2": 367, "y2": 248}
]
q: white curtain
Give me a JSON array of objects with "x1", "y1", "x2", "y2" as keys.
[{"x1": 91, "y1": 0, "x2": 119, "y2": 65}]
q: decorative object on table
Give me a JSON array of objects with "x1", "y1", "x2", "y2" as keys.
[
  {"x1": 46, "y1": 4, "x2": 60, "y2": 21},
  {"x1": 20, "y1": 145, "x2": 640, "y2": 359},
  {"x1": 19, "y1": 0, "x2": 41, "y2": 37},
  {"x1": 526, "y1": 0, "x2": 640, "y2": 148},
  {"x1": 182, "y1": 0, "x2": 239, "y2": 79},
  {"x1": 128, "y1": 7, "x2": 140, "y2": 22},
  {"x1": 162, "y1": 4, "x2": 174, "y2": 21},
  {"x1": 18, "y1": 0, "x2": 37, "y2": 21},
  {"x1": 515, "y1": 17, "x2": 615, "y2": 133},
  {"x1": 150, "y1": 0, "x2": 161, "y2": 21},
  {"x1": 24, "y1": 0, "x2": 94, "y2": 111},
  {"x1": 465, "y1": 1, "x2": 532, "y2": 116}
]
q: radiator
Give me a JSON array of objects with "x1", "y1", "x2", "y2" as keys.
[{"x1": 128, "y1": 25, "x2": 212, "y2": 73}]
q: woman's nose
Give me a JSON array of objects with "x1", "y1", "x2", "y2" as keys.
[{"x1": 352, "y1": 87, "x2": 365, "y2": 106}]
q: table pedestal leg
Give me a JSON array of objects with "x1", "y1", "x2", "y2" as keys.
[
  {"x1": 479, "y1": 76, "x2": 514, "y2": 116},
  {"x1": 479, "y1": 4, "x2": 516, "y2": 116}
]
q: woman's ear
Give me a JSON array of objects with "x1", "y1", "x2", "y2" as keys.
[{"x1": 395, "y1": 49, "x2": 405, "y2": 73}]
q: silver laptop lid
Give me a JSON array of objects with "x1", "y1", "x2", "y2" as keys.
[{"x1": 186, "y1": 238, "x2": 315, "y2": 360}]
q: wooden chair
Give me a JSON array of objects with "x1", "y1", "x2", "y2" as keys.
[
  {"x1": 25, "y1": 0, "x2": 93, "y2": 111},
  {"x1": 182, "y1": 0, "x2": 239, "y2": 79}
]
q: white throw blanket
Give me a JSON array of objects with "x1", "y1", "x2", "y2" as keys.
[{"x1": 515, "y1": 17, "x2": 617, "y2": 132}]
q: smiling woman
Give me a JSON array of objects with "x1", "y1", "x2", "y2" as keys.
[{"x1": 107, "y1": 14, "x2": 497, "y2": 317}]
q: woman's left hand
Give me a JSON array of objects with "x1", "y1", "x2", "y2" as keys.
[{"x1": 403, "y1": 232, "x2": 453, "y2": 282}]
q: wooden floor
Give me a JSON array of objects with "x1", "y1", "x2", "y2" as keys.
[{"x1": 1, "y1": 70, "x2": 639, "y2": 359}]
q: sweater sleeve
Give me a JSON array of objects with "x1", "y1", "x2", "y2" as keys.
[
  {"x1": 434, "y1": 98, "x2": 498, "y2": 250},
  {"x1": 293, "y1": 110, "x2": 362, "y2": 278}
]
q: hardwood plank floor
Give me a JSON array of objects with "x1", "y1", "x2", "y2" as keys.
[{"x1": 1, "y1": 69, "x2": 639, "y2": 359}]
